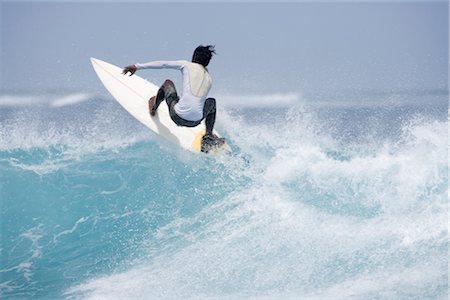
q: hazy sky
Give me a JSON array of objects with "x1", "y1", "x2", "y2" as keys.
[{"x1": 1, "y1": 1, "x2": 448, "y2": 95}]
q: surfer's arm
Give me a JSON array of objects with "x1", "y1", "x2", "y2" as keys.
[{"x1": 135, "y1": 60, "x2": 187, "y2": 71}]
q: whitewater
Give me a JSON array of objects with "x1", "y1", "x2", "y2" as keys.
[{"x1": 0, "y1": 90, "x2": 448, "y2": 299}]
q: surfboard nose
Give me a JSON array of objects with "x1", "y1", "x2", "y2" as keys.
[{"x1": 90, "y1": 57, "x2": 101, "y2": 65}]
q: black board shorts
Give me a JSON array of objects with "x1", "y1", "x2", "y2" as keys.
[{"x1": 166, "y1": 93, "x2": 202, "y2": 128}]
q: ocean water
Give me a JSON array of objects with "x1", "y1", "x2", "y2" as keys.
[{"x1": 0, "y1": 90, "x2": 448, "y2": 299}]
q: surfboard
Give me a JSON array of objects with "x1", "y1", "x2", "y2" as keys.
[{"x1": 90, "y1": 57, "x2": 229, "y2": 154}]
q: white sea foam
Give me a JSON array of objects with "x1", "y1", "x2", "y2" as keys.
[
  {"x1": 0, "y1": 225, "x2": 44, "y2": 284},
  {"x1": 65, "y1": 108, "x2": 447, "y2": 299},
  {"x1": 0, "y1": 100, "x2": 149, "y2": 153},
  {"x1": 53, "y1": 217, "x2": 89, "y2": 243},
  {"x1": 6, "y1": 157, "x2": 70, "y2": 175}
]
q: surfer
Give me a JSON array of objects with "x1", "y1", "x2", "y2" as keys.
[{"x1": 122, "y1": 45, "x2": 224, "y2": 152}]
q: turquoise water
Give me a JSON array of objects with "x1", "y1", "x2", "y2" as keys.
[{"x1": 0, "y1": 91, "x2": 448, "y2": 299}]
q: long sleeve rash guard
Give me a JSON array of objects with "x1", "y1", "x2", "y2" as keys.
[{"x1": 135, "y1": 60, "x2": 212, "y2": 122}]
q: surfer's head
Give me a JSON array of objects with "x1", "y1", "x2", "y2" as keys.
[{"x1": 192, "y1": 45, "x2": 216, "y2": 67}]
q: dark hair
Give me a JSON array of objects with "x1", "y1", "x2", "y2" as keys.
[{"x1": 192, "y1": 45, "x2": 216, "y2": 67}]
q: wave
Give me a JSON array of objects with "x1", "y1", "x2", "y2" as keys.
[
  {"x1": 49, "y1": 93, "x2": 93, "y2": 108},
  {"x1": 0, "y1": 96, "x2": 148, "y2": 152},
  {"x1": 62, "y1": 109, "x2": 447, "y2": 299},
  {"x1": 219, "y1": 93, "x2": 301, "y2": 108},
  {"x1": 0, "y1": 95, "x2": 46, "y2": 107},
  {"x1": 0, "y1": 93, "x2": 95, "y2": 108},
  {"x1": 3, "y1": 88, "x2": 445, "y2": 111},
  {"x1": 0, "y1": 92, "x2": 301, "y2": 109},
  {"x1": 1, "y1": 92, "x2": 447, "y2": 299}
]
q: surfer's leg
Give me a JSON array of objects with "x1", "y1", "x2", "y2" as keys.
[
  {"x1": 203, "y1": 97, "x2": 216, "y2": 136},
  {"x1": 150, "y1": 80, "x2": 177, "y2": 115},
  {"x1": 201, "y1": 98, "x2": 225, "y2": 152},
  {"x1": 150, "y1": 89, "x2": 165, "y2": 116},
  {"x1": 148, "y1": 96, "x2": 157, "y2": 116}
]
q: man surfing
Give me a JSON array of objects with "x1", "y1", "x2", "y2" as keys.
[{"x1": 122, "y1": 45, "x2": 224, "y2": 153}]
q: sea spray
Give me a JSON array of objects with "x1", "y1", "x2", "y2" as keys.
[
  {"x1": 1, "y1": 92, "x2": 447, "y2": 299},
  {"x1": 68, "y1": 108, "x2": 446, "y2": 299}
]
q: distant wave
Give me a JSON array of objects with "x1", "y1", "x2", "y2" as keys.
[
  {"x1": 49, "y1": 93, "x2": 92, "y2": 107},
  {"x1": 0, "y1": 92, "x2": 301, "y2": 109},
  {"x1": 0, "y1": 93, "x2": 94, "y2": 108},
  {"x1": 219, "y1": 93, "x2": 300, "y2": 108},
  {"x1": 0, "y1": 95, "x2": 46, "y2": 107},
  {"x1": 216, "y1": 89, "x2": 448, "y2": 108},
  {"x1": 1, "y1": 88, "x2": 447, "y2": 109}
]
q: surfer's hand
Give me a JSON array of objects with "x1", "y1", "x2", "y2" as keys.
[{"x1": 122, "y1": 65, "x2": 137, "y2": 76}]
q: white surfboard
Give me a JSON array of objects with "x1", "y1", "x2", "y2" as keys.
[{"x1": 90, "y1": 57, "x2": 229, "y2": 154}]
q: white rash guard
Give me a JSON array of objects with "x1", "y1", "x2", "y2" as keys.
[{"x1": 135, "y1": 60, "x2": 212, "y2": 122}]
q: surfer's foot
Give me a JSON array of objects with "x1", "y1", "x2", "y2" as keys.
[
  {"x1": 201, "y1": 133, "x2": 225, "y2": 153},
  {"x1": 148, "y1": 96, "x2": 157, "y2": 116}
]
